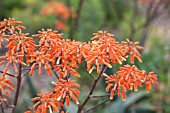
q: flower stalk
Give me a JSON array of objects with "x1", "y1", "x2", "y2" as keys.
[
  {"x1": 12, "y1": 64, "x2": 22, "y2": 113},
  {"x1": 77, "y1": 66, "x2": 107, "y2": 113}
]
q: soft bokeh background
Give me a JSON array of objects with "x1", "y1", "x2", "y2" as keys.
[{"x1": 0, "y1": 0, "x2": 170, "y2": 113}]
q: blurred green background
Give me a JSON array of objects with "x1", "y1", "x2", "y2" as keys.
[{"x1": 0, "y1": 0, "x2": 170, "y2": 113}]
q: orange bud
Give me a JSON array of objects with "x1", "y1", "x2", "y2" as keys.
[
  {"x1": 47, "y1": 68, "x2": 52, "y2": 76},
  {"x1": 0, "y1": 61, "x2": 5, "y2": 65},
  {"x1": 30, "y1": 63, "x2": 36, "y2": 76},
  {"x1": 145, "y1": 81, "x2": 151, "y2": 93},
  {"x1": 122, "y1": 89, "x2": 126, "y2": 101},
  {"x1": 118, "y1": 87, "x2": 121, "y2": 97},
  {"x1": 110, "y1": 89, "x2": 115, "y2": 100},
  {"x1": 3, "y1": 68, "x2": 8, "y2": 75},
  {"x1": 134, "y1": 81, "x2": 138, "y2": 91},
  {"x1": 5, "y1": 91, "x2": 11, "y2": 98},
  {"x1": 66, "y1": 96, "x2": 70, "y2": 106}
]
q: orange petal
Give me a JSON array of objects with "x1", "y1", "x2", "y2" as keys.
[{"x1": 66, "y1": 96, "x2": 70, "y2": 106}]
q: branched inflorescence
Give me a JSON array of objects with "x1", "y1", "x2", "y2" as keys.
[
  {"x1": 0, "y1": 76, "x2": 14, "y2": 101},
  {"x1": 0, "y1": 18, "x2": 158, "y2": 113},
  {"x1": 25, "y1": 92, "x2": 64, "y2": 113},
  {"x1": 52, "y1": 79, "x2": 80, "y2": 106},
  {"x1": 104, "y1": 64, "x2": 158, "y2": 101}
]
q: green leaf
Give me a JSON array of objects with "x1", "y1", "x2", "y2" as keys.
[{"x1": 104, "y1": 91, "x2": 148, "y2": 113}]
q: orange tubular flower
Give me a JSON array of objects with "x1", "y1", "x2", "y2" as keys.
[
  {"x1": 28, "y1": 47, "x2": 53, "y2": 76},
  {"x1": 6, "y1": 32, "x2": 35, "y2": 54},
  {"x1": 0, "y1": 33, "x2": 35, "y2": 73},
  {"x1": 122, "y1": 39, "x2": 144, "y2": 64},
  {"x1": 104, "y1": 64, "x2": 158, "y2": 101},
  {"x1": 145, "y1": 72, "x2": 158, "y2": 93},
  {"x1": 0, "y1": 76, "x2": 14, "y2": 100},
  {"x1": 53, "y1": 39, "x2": 82, "y2": 78},
  {"x1": 26, "y1": 92, "x2": 63, "y2": 113},
  {"x1": 28, "y1": 29, "x2": 63, "y2": 76},
  {"x1": 0, "y1": 51, "x2": 26, "y2": 73},
  {"x1": 0, "y1": 18, "x2": 25, "y2": 35},
  {"x1": 0, "y1": 18, "x2": 25, "y2": 48},
  {"x1": 32, "y1": 29, "x2": 62, "y2": 46},
  {"x1": 0, "y1": 18, "x2": 34, "y2": 74},
  {"x1": 85, "y1": 31, "x2": 126, "y2": 74},
  {"x1": 52, "y1": 79, "x2": 80, "y2": 106}
]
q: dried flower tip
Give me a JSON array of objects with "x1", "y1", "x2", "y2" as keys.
[
  {"x1": 89, "y1": 66, "x2": 95, "y2": 74},
  {"x1": 106, "y1": 63, "x2": 112, "y2": 68},
  {"x1": 110, "y1": 89, "x2": 115, "y2": 100},
  {"x1": 92, "y1": 41, "x2": 98, "y2": 45},
  {"x1": 51, "y1": 81, "x2": 56, "y2": 85},
  {"x1": 103, "y1": 73, "x2": 109, "y2": 77},
  {"x1": 76, "y1": 100, "x2": 79, "y2": 105},
  {"x1": 136, "y1": 56, "x2": 142, "y2": 62}
]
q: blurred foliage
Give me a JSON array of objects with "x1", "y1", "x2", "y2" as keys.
[
  {"x1": 0, "y1": 0, "x2": 25, "y2": 20},
  {"x1": 0, "y1": 0, "x2": 170, "y2": 113}
]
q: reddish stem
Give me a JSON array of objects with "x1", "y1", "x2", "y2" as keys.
[
  {"x1": 77, "y1": 65, "x2": 107, "y2": 113},
  {"x1": 12, "y1": 64, "x2": 22, "y2": 113},
  {"x1": 84, "y1": 98, "x2": 110, "y2": 113},
  {"x1": 0, "y1": 71, "x2": 17, "y2": 78}
]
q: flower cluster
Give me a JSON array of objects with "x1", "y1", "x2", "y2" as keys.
[
  {"x1": 84, "y1": 31, "x2": 144, "y2": 74},
  {"x1": 41, "y1": 1, "x2": 76, "y2": 31},
  {"x1": 25, "y1": 79, "x2": 80, "y2": 113},
  {"x1": 0, "y1": 76, "x2": 14, "y2": 101},
  {"x1": 122, "y1": 39, "x2": 144, "y2": 63},
  {"x1": 25, "y1": 92, "x2": 64, "y2": 113},
  {"x1": 53, "y1": 40, "x2": 83, "y2": 78},
  {"x1": 104, "y1": 64, "x2": 158, "y2": 101},
  {"x1": 0, "y1": 18, "x2": 35, "y2": 74},
  {"x1": 28, "y1": 29, "x2": 81, "y2": 78},
  {"x1": 0, "y1": 18, "x2": 25, "y2": 48},
  {"x1": 27, "y1": 29, "x2": 62, "y2": 76},
  {"x1": 52, "y1": 79, "x2": 80, "y2": 106}
]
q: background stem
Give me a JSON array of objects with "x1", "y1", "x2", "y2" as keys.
[{"x1": 68, "y1": 0, "x2": 84, "y2": 40}]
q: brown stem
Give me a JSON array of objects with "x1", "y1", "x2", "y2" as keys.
[
  {"x1": 129, "y1": 0, "x2": 138, "y2": 41},
  {"x1": 12, "y1": 64, "x2": 22, "y2": 113},
  {"x1": 0, "y1": 101, "x2": 4, "y2": 113},
  {"x1": 90, "y1": 94, "x2": 110, "y2": 98},
  {"x1": 0, "y1": 71, "x2": 17, "y2": 78},
  {"x1": 51, "y1": 66, "x2": 59, "y2": 79},
  {"x1": 68, "y1": 0, "x2": 84, "y2": 40},
  {"x1": 77, "y1": 66, "x2": 107, "y2": 113},
  {"x1": 139, "y1": 0, "x2": 161, "y2": 48},
  {"x1": 139, "y1": 26, "x2": 150, "y2": 48},
  {"x1": 21, "y1": 66, "x2": 38, "y2": 78},
  {"x1": 59, "y1": 99, "x2": 65, "y2": 113},
  {"x1": 21, "y1": 70, "x2": 31, "y2": 78},
  {"x1": 84, "y1": 98, "x2": 110, "y2": 113},
  {"x1": 0, "y1": 93, "x2": 15, "y2": 108},
  {"x1": 67, "y1": 0, "x2": 72, "y2": 24},
  {"x1": 21, "y1": 68, "x2": 30, "y2": 70}
]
